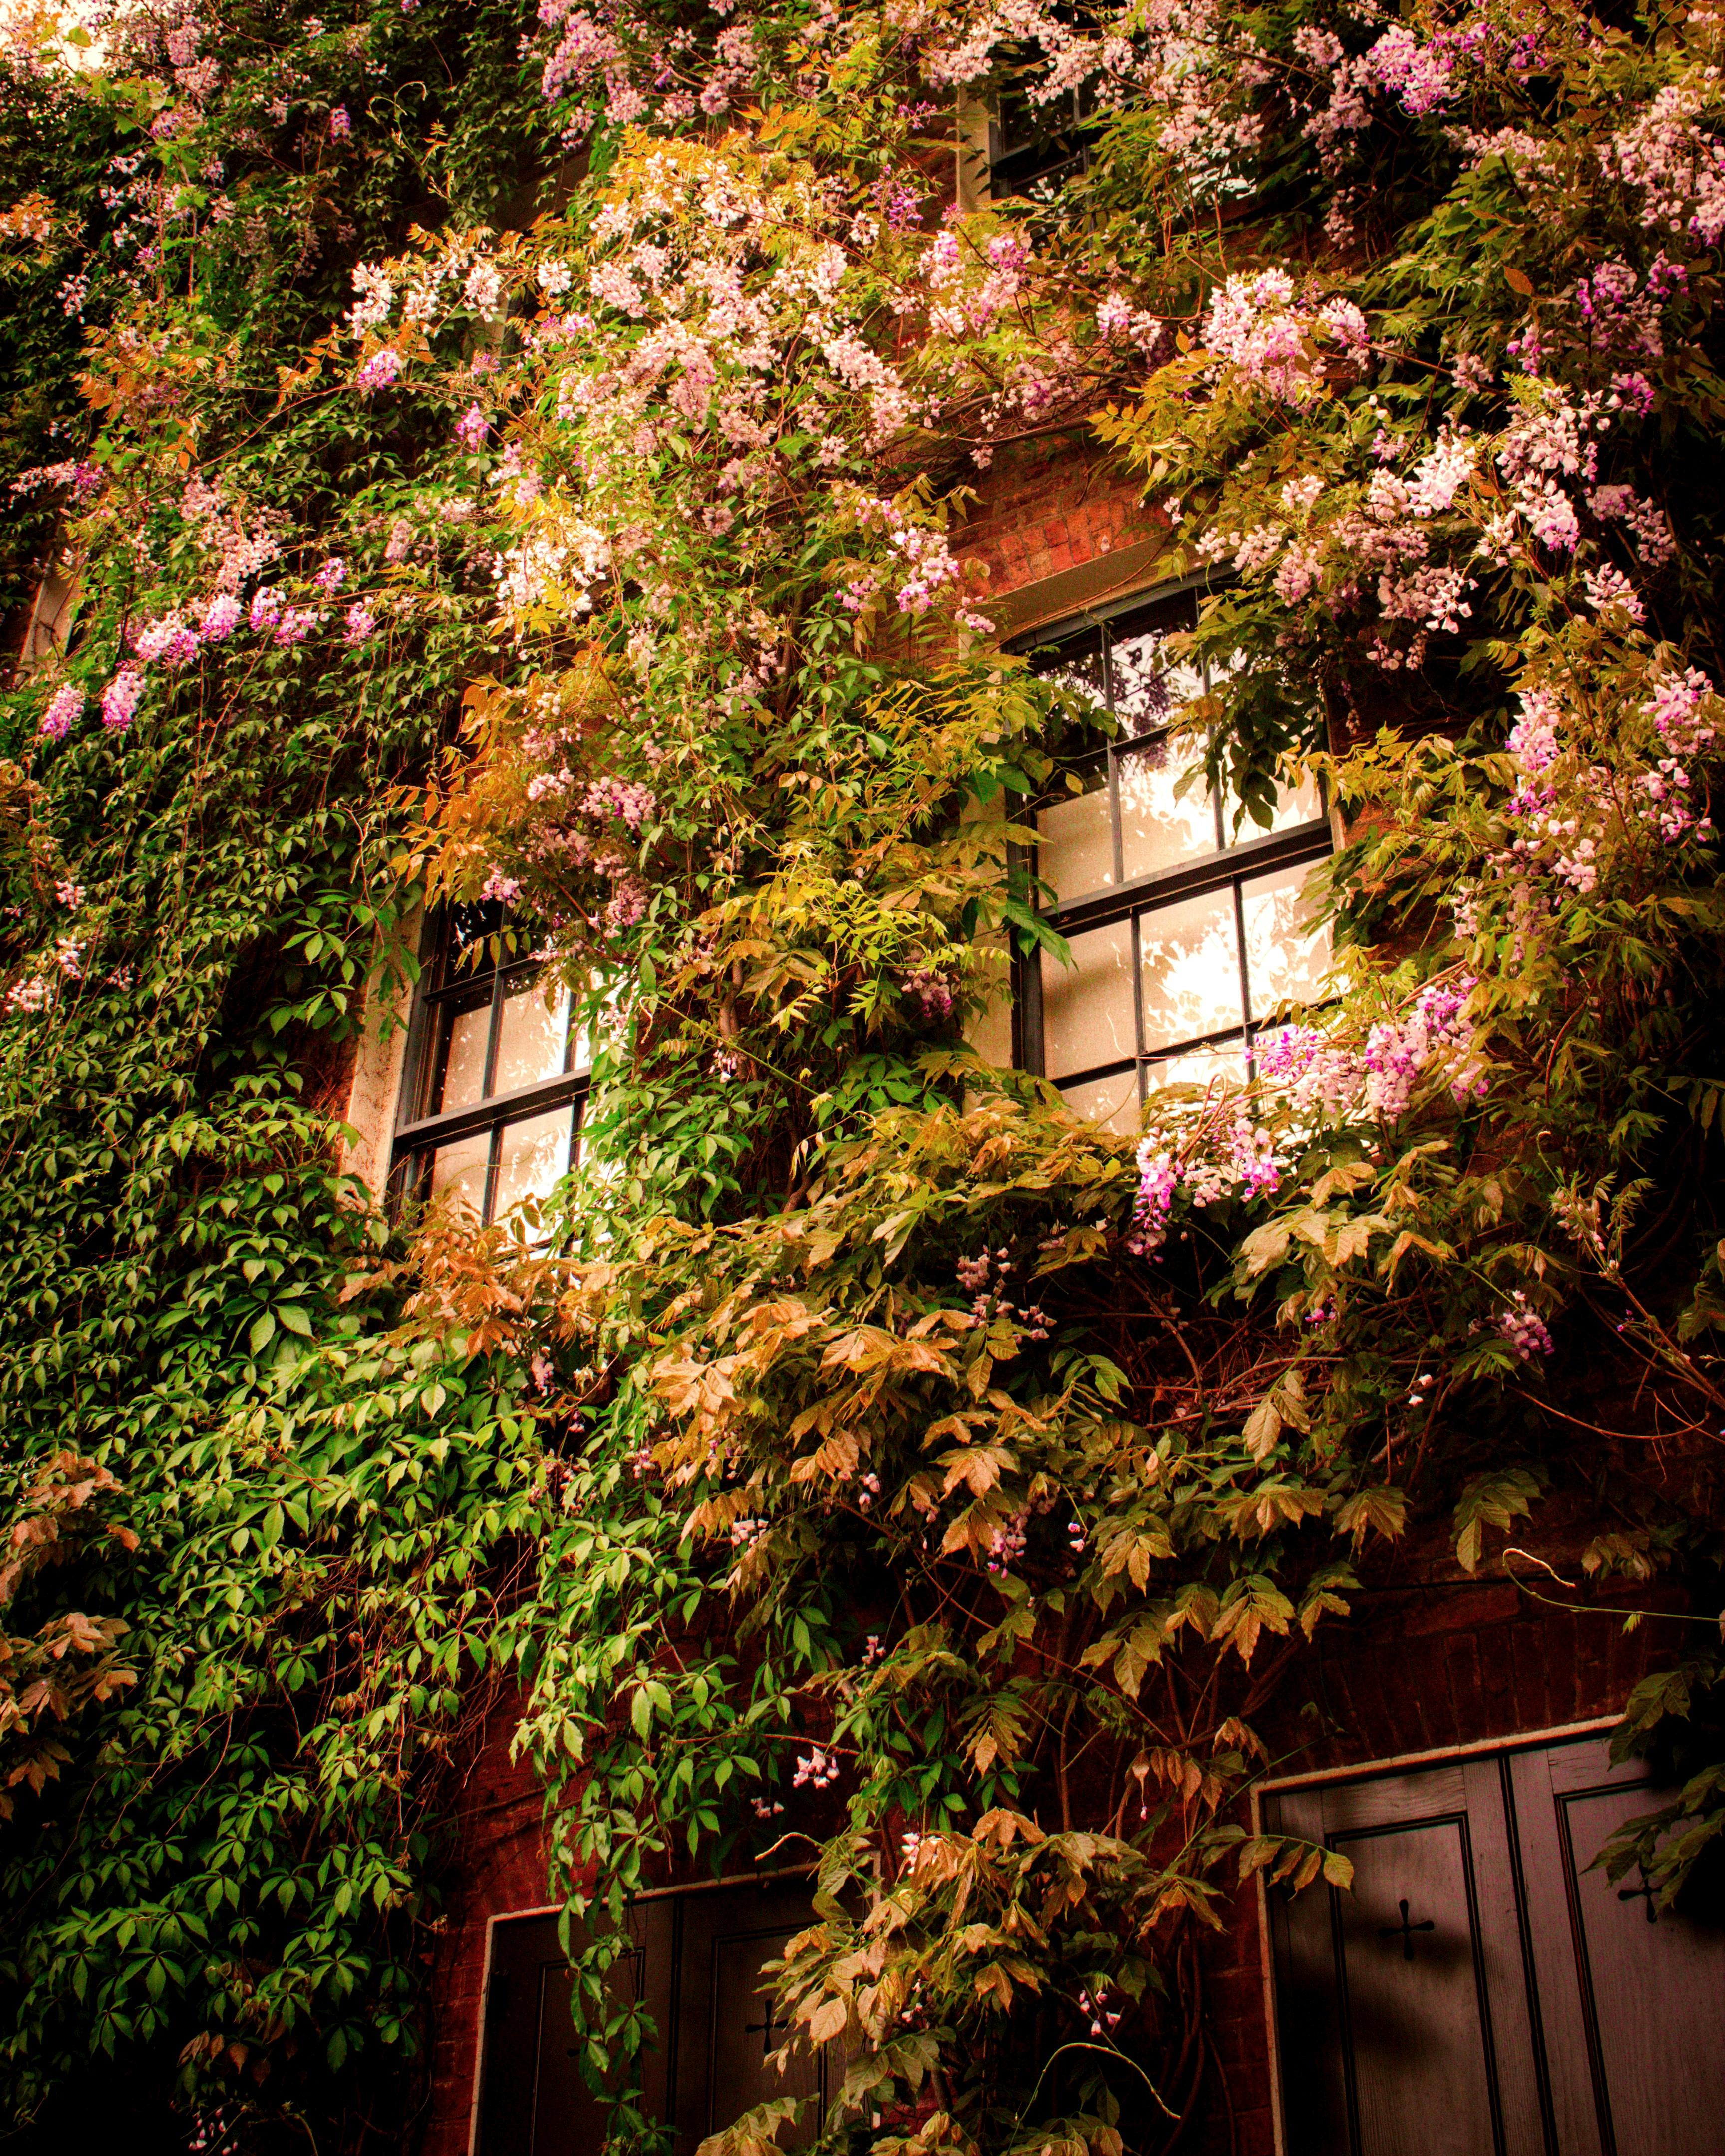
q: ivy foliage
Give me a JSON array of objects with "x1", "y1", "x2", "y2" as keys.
[{"x1": 1, "y1": 2, "x2": 1725, "y2": 2155}]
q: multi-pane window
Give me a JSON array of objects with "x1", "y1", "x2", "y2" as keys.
[
  {"x1": 1015, "y1": 585, "x2": 1333, "y2": 1131},
  {"x1": 390, "y1": 906, "x2": 587, "y2": 1223},
  {"x1": 989, "y1": 84, "x2": 1091, "y2": 197}
]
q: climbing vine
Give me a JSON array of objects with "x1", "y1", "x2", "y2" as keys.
[{"x1": 1, "y1": 1, "x2": 1724, "y2": 2154}]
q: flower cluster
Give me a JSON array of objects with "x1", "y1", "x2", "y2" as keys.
[
  {"x1": 1202, "y1": 270, "x2": 1368, "y2": 405},
  {"x1": 791, "y1": 1745, "x2": 840, "y2": 1790},
  {"x1": 1127, "y1": 1114, "x2": 1283, "y2": 1260},
  {"x1": 1259, "y1": 979, "x2": 1482, "y2": 1125},
  {"x1": 1495, "y1": 1292, "x2": 1554, "y2": 1362},
  {"x1": 955, "y1": 1248, "x2": 1051, "y2": 1339}
]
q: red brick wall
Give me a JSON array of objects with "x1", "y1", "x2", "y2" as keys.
[
  {"x1": 420, "y1": 1702, "x2": 551, "y2": 2156},
  {"x1": 956, "y1": 438, "x2": 1164, "y2": 604}
]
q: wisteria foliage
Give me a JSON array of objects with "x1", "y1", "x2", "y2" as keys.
[{"x1": 2, "y1": 0, "x2": 1725, "y2": 2153}]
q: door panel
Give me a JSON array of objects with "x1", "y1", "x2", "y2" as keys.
[
  {"x1": 1271, "y1": 1738, "x2": 1725, "y2": 2156},
  {"x1": 477, "y1": 1878, "x2": 828, "y2": 2156},
  {"x1": 1267, "y1": 1759, "x2": 1545, "y2": 2156},
  {"x1": 673, "y1": 1881, "x2": 836, "y2": 2156},
  {"x1": 1509, "y1": 1739, "x2": 1725, "y2": 2156},
  {"x1": 1332, "y1": 1815, "x2": 1502, "y2": 2156}
]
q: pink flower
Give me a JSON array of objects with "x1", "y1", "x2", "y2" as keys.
[
  {"x1": 329, "y1": 105, "x2": 351, "y2": 138},
  {"x1": 39, "y1": 685, "x2": 82, "y2": 740},
  {"x1": 200, "y1": 593, "x2": 242, "y2": 641},
  {"x1": 133, "y1": 613, "x2": 200, "y2": 666},
  {"x1": 343, "y1": 603, "x2": 377, "y2": 645},
  {"x1": 274, "y1": 607, "x2": 316, "y2": 645},
  {"x1": 249, "y1": 587, "x2": 283, "y2": 632},
  {"x1": 1583, "y1": 565, "x2": 1645, "y2": 623},
  {"x1": 101, "y1": 668, "x2": 145, "y2": 732},
  {"x1": 314, "y1": 557, "x2": 347, "y2": 592},
  {"x1": 356, "y1": 347, "x2": 402, "y2": 392},
  {"x1": 1496, "y1": 1292, "x2": 1553, "y2": 1361},
  {"x1": 454, "y1": 403, "x2": 489, "y2": 449},
  {"x1": 1366, "y1": 24, "x2": 1455, "y2": 116}
]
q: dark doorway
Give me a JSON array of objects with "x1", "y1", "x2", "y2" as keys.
[{"x1": 1264, "y1": 1734, "x2": 1725, "y2": 2156}]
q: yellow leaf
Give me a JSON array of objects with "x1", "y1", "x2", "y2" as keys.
[{"x1": 806, "y1": 1997, "x2": 848, "y2": 2044}]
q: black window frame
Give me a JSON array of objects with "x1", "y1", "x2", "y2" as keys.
[
  {"x1": 988, "y1": 82, "x2": 1093, "y2": 198},
  {"x1": 1011, "y1": 575, "x2": 1334, "y2": 1119},
  {"x1": 389, "y1": 903, "x2": 588, "y2": 1224}
]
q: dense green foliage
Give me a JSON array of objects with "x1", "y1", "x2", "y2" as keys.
[{"x1": 2, "y1": 1, "x2": 1724, "y2": 2153}]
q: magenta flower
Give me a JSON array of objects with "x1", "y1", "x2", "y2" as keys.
[
  {"x1": 133, "y1": 613, "x2": 200, "y2": 666},
  {"x1": 101, "y1": 668, "x2": 145, "y2": 732},
  {"x1": 454, "y1": 403, "x2": 489, "y2": 449},
  {"x1": 343, "y1": 603, "x2": 377, "y2": 645},
  {"x1": 199, "y1": 594, "x2": 242, "y2": 641},
  {"x1": 356, "y1": 347, "x2": 402, "y2": 392},
  {"x1": 39, "y1": 685, "x2": 83, "y2": 740}
]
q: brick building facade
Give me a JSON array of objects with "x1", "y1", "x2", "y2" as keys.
[{"x1": 383, "y1": 449, "x2": 1718, "y2": 2156}]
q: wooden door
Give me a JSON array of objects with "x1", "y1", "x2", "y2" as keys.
[
  {"x1": 1265, "y1": 1737, "x2": 1725, "y2": 2156},
  {"x1": 1509, "y1": 1739, "x2": 1725, "y2": 2156},
  {"x1": 475, "y1": 1877, "x2": 832, "y2": 2156},
  {"x1": 670, "y1": 1880, "x2": 835, "y2": 2156},
  {"x1": 1266, "y1": 1757, "x2": 1547, "y2": 2156}
]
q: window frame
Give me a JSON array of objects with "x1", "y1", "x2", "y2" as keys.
[
  {"x1": 1010, "y1": 575, "x2": 1334, "y2": 1118},
  {"x1": 388, "y1": 907, "x2": 588, "y2": 1224},
  {"x1": 988, "y1": 83, "x2": 1093, "y2": 198}
]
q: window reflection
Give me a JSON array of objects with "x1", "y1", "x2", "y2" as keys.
[
  {"x1": 493, "y1": 1106, "x2": 575, "y2": 1220},
  {"x1": 1057, "y1": 1067, "x2": 1141, "y2": 1134},
  {"x1": 429, "y1": 1131, "x2": 490, "y2": 1217},
  {"x1": 1243, "y1": 862, "x2": 1332, "y2": 1017},
  {"x1": 1139, "y1": 888, "x2": 1243, "y2": 1055},
  {"x1": 1041, "y1": 919, "x2": 1134, "y2": 1081},
  {"x1": 432, "y1": 992, "x2": 493, "y2": 1114},
  {"x1": 1022, "y1": 589, "x2": 1333, "y2": 1127},
  {"x1": 493, "y1": 981, "x2": 571, "y2": 1097},
  {"x1": 1268, "y1": 768, "x2": 1326, "y2": 834},
  {"x1": 1037, "y1": 773, "x2": 1113, "y2": 903},
  {"x1": 1117, "y1": 736, "x2": 1215, "y2": 882},
  {"x1": 1110, "y1": 626, "x2": 1201, "y2": 736},
  {"x1": 1144, "y1": 1039, "x2": 1247, "y2": 1095},
  {"x1": 396, "y1": 912, "x2": 587, "y2": 1232}
]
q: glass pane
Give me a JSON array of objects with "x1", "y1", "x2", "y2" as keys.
[
  {"x1": 1038, "y1": 772, "x2": 1113, "y2": 903},
  {"x1": 428, "y1": 1130, "x2": 489, "y2": 1218},
  {"x1": 1242, "y1": 861, "x2": 1332, "y2": 1021},
  {"x1": 492, "y1": 1105, "x2": 574, "y2": 1220},
  {"x1": 1058, "y1": 1067, "x2": 1141, "y2": 1134},
  {"x1": 1041, "y1": 917, "x2": 1134, "y2": 1081},
  {"x1": 493, "y1": 977, "x2": 570, "y2": 1095},
  {"x1": 1117, "y1": 735, "x2": 1217, "y2": 882},
  {"x1": 430, "y1": 990, "x2": 492, "y2": 1113},
  {"x1": 1144, "y1": 1038, "x2": 1247, "y2": 1095},
  {"x1": 1267, "y1": 766, "x2": 1326, "y2": 833},
  {"x1": 1034, "y1": 628, "x2": 1107, "y2": 718},
  {"x1": 1108, "y1": 622, "x2": 1201, "y2": 737},
  {"x1": 1138, "y1": 887, "x2": 1244, "y2": 1054}
]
